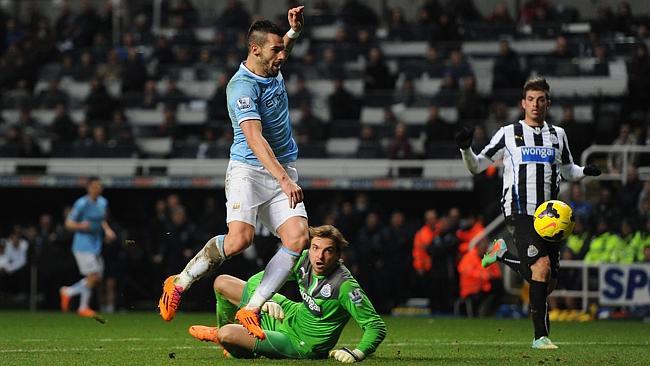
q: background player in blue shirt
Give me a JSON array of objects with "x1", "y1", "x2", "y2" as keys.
[
  {"x1": 159, "y1": 6, "x2": 309, "y2": 339},
  {"x1": 60, "y1": 176, "x2": 116, "y2": 317}
]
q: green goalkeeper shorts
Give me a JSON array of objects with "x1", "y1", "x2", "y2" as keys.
[{"x1": 240, "y1": 281, "x2": 312, "y2": 359}]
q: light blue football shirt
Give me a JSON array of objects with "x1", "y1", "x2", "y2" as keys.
[
  {"x1": 226, "y1": 62, "x2": 298, "y2": 166},
  {"x1": 68, "y1": 195, "x2": 108, "y2": 254}
]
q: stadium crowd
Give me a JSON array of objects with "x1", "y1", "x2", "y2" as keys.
[
  {"x1": 0, "y1": 0, "x2": 649, "y2": 315},
  {"x1": 0, "y1": 0, "x2": 649, "y2": 159},
  {"x1": 1, "y1": 179, "x2": 648, "y2": 314}
]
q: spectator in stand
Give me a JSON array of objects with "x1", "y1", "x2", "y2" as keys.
[
  {"x1": 54, "y1": 0, "x2": 75, "y2": 41},
  {"x1": 424, "y1": 105, "x2": 454, "y2": 157},
  {"x1": 614, "y1": 1, "x2": 634, "y2": 36},
  {"x1": 364, "y1": 46, "x2": 396, "y2": 107},
  {"x1": 51, "y1": 102, "x2": 77, "y2": 144},
  {"x1": 295, "y1": 103, "x2": 326, "y2": 143},
  {"x1": 74, "y1": 51, "x2": 97, "y2": 82},
  {"x1": 431, "y1": 12, "x2": 461, "y2": 44},
  {"x1": 386, "y1": 7, "x2": 411, "y2": 41},
  {"x1": 72, "y1": 121, "x2": 93, "y2": 156},
  {"x1": 3, "y1": 79, "x2": 32, "y2": 109},
  {"x1": 456, "y1": 213, "x2": 485, "y2": 258},
  {"x1": 317, "y1": 46, "x2": 344, "y2": 79},
  {"x1": 412, "y1": 209, "x2": 439, "y2": 297},
  {"x1": 492, "y1": 40, "x2": 523, "y2": 91},
  {"x1": 218, "y1": 0, "x2": 251, "y2": 33},
  {"x1": 558, "y1": 105, "x2": 590, "y2": 158},
  {"x1": 457, "y1": 76, "x2": 487, "y2": 125},
  {"x1": 340, "y1": 0, "x2": 379, "y2": 28},
  {"x1": 121, "y1": 48, "x2": 148, "y2": 96},
  {"x1": 97, "y1": 49, "x2": 122, "y2": 83},
  {"x1": 356, "y1": 125, "x2": 385, "y2": 159},
  {"x1": 0, "y1": 227, "x2": 30, "y2": 295},
  {"x1": 592, "y1": 186, "x2": 622, "y2": 232},
  {"x1": 155, "y1": 205, "x2": 199, "y2": 277},
  {"x1": 380, "y1": 210, "x2": 412, "y2": 310},
  {"x1": 328, "y1": 78, "x2": 361, "y2": 122},
  {"x1": 607, "y1": 123, "x2": 638, "y2": 173},
  {"x1": 387, "y1": 123, "x2": 413, "y2": 160},
  {"x1": 19, "y1": 133, "x2": 44, "y2": 158},
  {"x1": 151, "y1": 36, "x2": 175, "y2": 78},
  {"x1": 16, "y1": 106, "x2": 42, "y2": 138},
  {"x1": 457, "y1": 238, "x2": 502, "y2": 316},
  {"x1": 139, "y1": 79, "x2": 161, "y2": 109},
  {"x1": 159, "y1": 107, "x2": 180, "y2": 140},
  {"x1": 592, "y1": 44, "x2": 610, "y2": 76},
  {"x1": 37, "y1": 78, "x2": 69, "y2": 109},
  {"x1": 172, "y1": 0, "x2": 199, "y2": 26},
  {"x1": 160, "y1": 79, "x2": 189, "y2": 110},
  {"x1": 394, "y1": 77, "x2": 417, "y2": 107},
  {"x1": 485, "y1": 101, "x2": 509, "y2": 135},
  {"x1": 355, "y1": 212, "x2": 385, "y2": 311},
  {"x1": 427, "y1": 216, "x2": 459, "y2": 313},
  {"x1": 620, "y1": 166, "x2": 644, "y2": 218},
  {"x1": 625, "y1": 43, "x2": 650, "y2": 118},
  {"x1": 567, "y1": 182, "x2": 593, "y2": 224},
  {"x1": 89, "y1": 125, "x2": 109, "y2": 156},
  {"x1": 289, "y1": 76, "x2": 312, "y2": 109},
  {"x1": 443, "y1": 50, "x2": 473, "y2": 87},
  {"x1": 194, "y1": 49, "x2": 217, "y2": 81},
  {"x1": 85, "y1": 77, "x2": 117, "y2": 125},
  {"x1": 487, "y1": 2, "x2": 514, "y2": 23},
  {"x1": 424, "y1": 46, "x2": 445, "y2": 78},
  {"x1": 207, "y1": 74, "x2": 229, "y2": 123}
]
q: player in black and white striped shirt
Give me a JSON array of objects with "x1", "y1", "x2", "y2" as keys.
[{"x1": 456, "y1": 77, "x2": 601, "y2": 349}]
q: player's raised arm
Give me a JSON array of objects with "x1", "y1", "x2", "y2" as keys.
[
  {"x1": 558, "y1": 128, "x2": 601, "y2": 181},
  {"x1": 457, "y1": 126, "x2": 504, "y2": 175},
  {"x1": 283, "y1": 6, "x2": 304, "y2": 57}
]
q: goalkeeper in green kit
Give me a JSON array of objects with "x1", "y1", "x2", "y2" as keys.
[{"x1": 188, "y1": 225, "x2": 386, "y2": 362}]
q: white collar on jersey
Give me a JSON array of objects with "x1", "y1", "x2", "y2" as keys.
[
  {"x1": 239, "y1": 62, "x2": 283, "y2": 82},
  {"x1": 519, "y1": 120, "x2": 547, "y2": 134}
]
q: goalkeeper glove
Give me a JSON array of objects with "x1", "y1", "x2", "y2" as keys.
[
  {"x1": 583, "y1": 164, "x2": 601, "y2": 177},
  {"x1": 261, "y1": 301, "x2": 284, "y2": 321},
  {"x1": 329, "y1": 347, "x2": 365, "y2": 363},
  {"x1": 455, "y1": 126, "x2": 474, "y2": 150}
]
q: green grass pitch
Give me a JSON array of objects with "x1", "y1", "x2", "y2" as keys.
[{"x1": 0, "y1": 311, "x2": 648, "y2": 365}]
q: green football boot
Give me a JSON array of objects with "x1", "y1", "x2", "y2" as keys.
[
  {"x1": 532, "y1": 336, "x2": 558, "y2": 349},
  {"x1": 481, "y1": 238, "x2": 507, "y2": 268}
]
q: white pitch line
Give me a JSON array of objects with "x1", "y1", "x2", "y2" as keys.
[
  {"x1": 382, "y1": 340, "x2": 650, "y2": 346},
  {"x1": 0, "y1": 345, "x2": 210, "y2": 353},
  {"x1": 17, "y1": 337, "x2": 184, "y2": 342}
]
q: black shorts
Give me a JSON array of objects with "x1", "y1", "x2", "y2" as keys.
[{"x1": 505, "y1": 214, "x2": 560, "y2": 279}]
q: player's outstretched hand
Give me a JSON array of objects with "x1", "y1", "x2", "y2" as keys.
[
  {"x1": 454, "y1": 126, "x2": 474, "y2": 150},
  {"x1": 583, "y1": 164, "x2": 601, "y2": 177},
  {"x1": 280, "y1": 178, "x2": 304, "y2": 209},
  {"x1": 261, "y1": 301, "x2": 284, "y2": 321},
  {"x1": 288, "y1": 6, "x2": 304, "y2": 32},
  {"x1": 329, "y1": 348, "x2": 365, "y2": 363}
]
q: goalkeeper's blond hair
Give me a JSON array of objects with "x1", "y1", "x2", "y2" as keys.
[{"x1": 308, "y1": 225, "x2": 349, "y2": 253}]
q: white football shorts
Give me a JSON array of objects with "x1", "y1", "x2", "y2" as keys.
[
  {"x1": 225, "y1": 160, "x2": 308, "y2": 237},
  {"x1": 73, "y1": 251, "x2": 104, "y2": 276}
]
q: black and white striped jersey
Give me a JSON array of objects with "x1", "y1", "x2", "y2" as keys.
[{"x1": 476, "y1": 120, "x2": 584, "y2": 217}]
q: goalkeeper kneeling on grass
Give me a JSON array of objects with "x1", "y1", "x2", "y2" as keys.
[{"x1": 189, "y1": 225, "x2": 386, "y2": 362}]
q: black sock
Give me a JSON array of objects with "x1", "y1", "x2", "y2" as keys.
[
  {"x1": 499, "y1": 252, "x2": 522, "y2": 274},
  {"x1": 530, "y1": 280, "x2": 549, "y2": 339}
]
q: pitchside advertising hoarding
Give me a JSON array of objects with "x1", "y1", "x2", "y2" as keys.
[{"x1": 599, "y1": 264, "x2": 650, "y2": 305}]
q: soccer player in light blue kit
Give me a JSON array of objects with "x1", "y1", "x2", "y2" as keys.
[
  {"x1": 60, "y1": 177, "x2": 116, "y2": 317},
  {"x1": 159, "y1": 6, "x2": 309, "y2": 339}
]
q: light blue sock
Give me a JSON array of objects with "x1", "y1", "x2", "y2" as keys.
[
  {"x1": 65, "y1": 278, "x2": 88, "y2": 297},
  {"x1": 246, "y1": 247, "x2": 300, "y2": 308}
]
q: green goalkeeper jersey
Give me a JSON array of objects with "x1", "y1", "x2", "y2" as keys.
[{"x1": 247, "y1": 250, "x2": 386, "y2": 357}]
